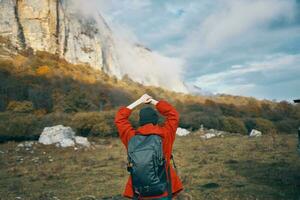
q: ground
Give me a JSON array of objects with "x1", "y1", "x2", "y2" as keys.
[{"x1": 0, "y1": 134, "x2": 299, "y2": 200}]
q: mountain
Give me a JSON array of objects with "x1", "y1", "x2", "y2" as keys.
[
  {"x1": 0, "y1": 0, "x2": 187, "y2": 93},
  {"x1": 0, "y1": 0, "x2": 299, "y2": 142}
]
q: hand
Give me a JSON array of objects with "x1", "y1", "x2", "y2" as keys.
[{"x1": 140, "y1": 94, "x2": 152, "y2": 104}]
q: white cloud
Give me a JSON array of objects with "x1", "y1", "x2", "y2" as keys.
[
  {"x1": 113, "y1": 36, "x2": 187, "y2": 93},
  {"x1": 69, "y1": 0, "x2": 300, "y2": 99},
  {"x1": 70, "y1": 0, "x2": 188, "y2": 93},
  {"x1": 193, "y1": 53, "x2": 300, "y2": 99},
  {"x1": 181, "y1": 0, "x2": 296, "y2": 58}
]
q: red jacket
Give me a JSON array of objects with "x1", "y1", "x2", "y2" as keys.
[{"x1": 114, "y1": 100, "x2": 183, "y2": 199}]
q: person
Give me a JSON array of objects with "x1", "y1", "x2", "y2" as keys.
[{"x1": 114, "y1": 94, "x2": 183, "y2": 199}]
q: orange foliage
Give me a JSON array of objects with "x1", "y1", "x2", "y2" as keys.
[{"x1": 36, "y1": 65, "x2": 51, "y2": 76}]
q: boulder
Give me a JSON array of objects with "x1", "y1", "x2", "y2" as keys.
[
  {"x1": 249, "y1": 129, "x2": 262, "y2": 137},
  {"x1": 75, "y1": 136, "x2": 91, "y2": 147},
  {"x1": 176, "y1": 128, "x2": 190, "y2": 136},
  {"x1": 38, "y1": 125, "x2": 91, "y2": 148},
  {"x1": 59, "y1": 138, "x2": 75, "y2": 148},
  {"x1": 39, "y1": 125, "x2": 76, "y2": 147},
  {"x1": 200, "y1": 129, "x2": 225, "y2": 139}
]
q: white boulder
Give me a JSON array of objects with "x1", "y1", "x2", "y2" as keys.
[
  {"x1": 249, "y1": 129, "x2": 262, "y2": 137},
  {"x1": 39, "y1": 125, "x2": 75, "y2": 146},
  {"x1": 75, "y1": 136, "x2": 91, "y2": 147},
  {"x1": 59, "y1": 138, "x2": 75, "y2": 148},
  {"x1": 38, "y1": 125, "x2": 89, "y2": 148},
  {"x1": 176, "y1": 128, "x2": 190, "y2": 136}
]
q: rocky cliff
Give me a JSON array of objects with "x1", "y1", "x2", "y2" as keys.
[{"x1": 0, "y1": 0, "x2": 187, "y2": 93}]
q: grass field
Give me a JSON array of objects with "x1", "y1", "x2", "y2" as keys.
[{"x1": 0, "y1": 134, "x2": 299, "y2": 200}]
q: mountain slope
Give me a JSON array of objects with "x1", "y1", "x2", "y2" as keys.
[
  {"x1": 0, "y1": 38, "x2": 299, "y2": 143},
  {"x1": 0, "y1": 0, "x2": 187, "y2": 93}
]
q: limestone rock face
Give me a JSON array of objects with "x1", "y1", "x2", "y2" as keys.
[
  {"x1": 17, "y1": 0, "x2": 60, "y2": 53},
  {"x1": 0, "y1": 0, "x2": 20, "y2": 48},
  {"x1": 0, "y1": 0, "x2": 119, "y2": 73},
  {"x1": 0, "y1": 0, "x2": 187, "y2": 93}
]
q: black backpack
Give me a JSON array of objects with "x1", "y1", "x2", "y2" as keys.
[{"x1": 127, "y1": 133, "x2": 172, "y2": 199}]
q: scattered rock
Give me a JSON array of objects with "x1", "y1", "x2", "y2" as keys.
[
  {"x1": 16, "y1": 156, "x2": 24, "y2": 163},
  {"x1": 249, "y1": 129, "x2": 262, "y2": 137},
  {"x1": 176, "y1": 128, "x2": 190, "y2": 136},
  {"x1": 201, "y1": 133, "x2": 217, "y2": 139},
  {"x1": 38, "y1": 191, "x2": 60, "y2": 200},
  {"x1": 0, "y1": 150, "x2": 4, "y2": 154},
  {"x1": 17, "y1": 141, "x2": 36, "y2": 148},
  {"x1": 200, "y1": 129, "x2": 226, "y2": 139},
  {"x1": 38, "y1": 125, "x2": 90, "y2": 148},
  {"x1": 75, "y1": 136, "x2": 91, "y2": 147}
]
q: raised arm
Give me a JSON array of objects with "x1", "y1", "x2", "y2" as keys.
[
  {"x1": 155, "y1": 100, "x2": 179, "y2": 143},
  {"x1": 114, "y1": 94, "x2": 152, "y2": 147}
]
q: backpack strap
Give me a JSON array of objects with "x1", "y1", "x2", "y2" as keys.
[
  {"x1": 167, "y1": 164, "x2": 172, "y2": 199},
  {"x1": 131, "y1": 175, "x2": 140, "y2": 200},
  {"x1": 170, "y1": 154, "x2": 177, "y2": 169},
  {"x1": 167, "y1": 154, "x2": 178, "y2": 199}
]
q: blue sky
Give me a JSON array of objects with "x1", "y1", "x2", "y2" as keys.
[{"x1": 79, "y1": 0, "x2": 300, "y2": 101}]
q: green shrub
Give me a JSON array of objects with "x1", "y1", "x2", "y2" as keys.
[
  {"x1": 221, "y1": 117, "x2": 247, "y2": 134},
  {"x1": 179, "y1": 111, "x2": 222, "y2": 130},
  {"x1": 6, "y1": 101, "x2": 34, "y2": 113},
  {"x1": 0, "y1": 112, "x2": 74, "y2": 142},
  {"x1": 244, "y1": 118, "x2": 276, "y2": 134},
  {"x1": 71, "y1": 111, "x2": 117, "y2": 137},
  {"x1": 0, "y1": 113, "x2": 39, "y2": 141},
  {"x1": 275, "y1": 119, "x2": 299, "y2": 134}
]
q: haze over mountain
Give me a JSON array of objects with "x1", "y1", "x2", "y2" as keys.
[{"x1": 81, "y1": 0, "x2": 300, "y2": 101}]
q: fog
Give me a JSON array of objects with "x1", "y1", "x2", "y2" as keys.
[{"x1": 69, "y1": 0, "x2": 188, "y2": 93}]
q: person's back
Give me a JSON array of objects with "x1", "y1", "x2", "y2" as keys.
[{"x1": 114, "y1": 94, "x2": 183, "y2": 199}]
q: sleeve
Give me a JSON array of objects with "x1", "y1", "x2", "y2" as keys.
[
  {"x1": 156, "y1": 100, "x2": 179, "y2": 143},
  {"x1": 114, "y1": 106, "x2": 136, "y2": 148}
]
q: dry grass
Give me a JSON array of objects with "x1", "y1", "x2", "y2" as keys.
[
  {"x1": 0, "y1": 134, "x2": 299, "y2": 200},
  {"x1": 0, "y1": 46, "x2": 279, "y2": 108}
]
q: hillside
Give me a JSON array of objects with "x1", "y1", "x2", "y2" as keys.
[{"x1": 0, "y1": 36, "x2": 300, "y2": 142}]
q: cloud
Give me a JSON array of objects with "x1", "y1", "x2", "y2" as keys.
[
  {"x1": 180, "y1": 0, "x2": 297, "y2": 58},
  {"x1": 113, "y1": 36, "x2": 187, "y2": 93},
  {"x1": 192, "y1": 53, "x2": 300, "y2": 100},
  {"x1": 69, "y1": 0, "x2": 188, "y2": 93},
  {"x1": 69, "y1": 0, "x2": 300, "y2": 100}
]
